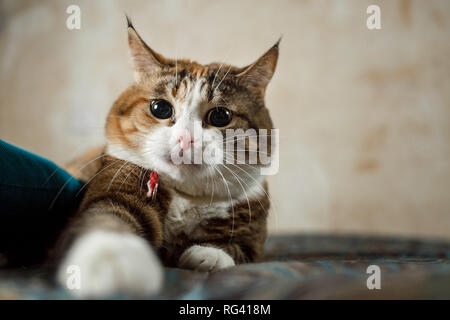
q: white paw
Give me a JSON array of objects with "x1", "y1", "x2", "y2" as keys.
[
  {"x1": 57, "y1": 230, "x2": 163, "y2": 298},
  {"x1": 179, "y1": 245, "x2": 235, "y2": 272}
]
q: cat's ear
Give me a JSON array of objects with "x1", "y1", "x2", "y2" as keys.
[
  {"x1": 126, "y1": 16, "x2": 168, "y2": 82},
  {"x1": 236, "y1": 38, "x2": 280, "y2": 94}
]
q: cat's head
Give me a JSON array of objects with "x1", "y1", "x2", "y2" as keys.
[{"x1": 106, "y1": 20, "x2": 279, "y2": 197}]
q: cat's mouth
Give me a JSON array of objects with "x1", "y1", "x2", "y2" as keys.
[
  {"x1": 163, "y1": 148, "x2": 205, "y2": 168},
  {"x1": 156, "y1": 152, "x2": 204, "y2": 175}
]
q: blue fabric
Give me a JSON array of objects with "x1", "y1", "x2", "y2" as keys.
[
  {"x1": 0, "y1": 140, "x2": 82, "y2": 262},
  {"x1": 0, "y1": 140, "x2": 82, "y2": 214},
  {"x1": 1, "y1": 234, "x2": 449, "y2": 299}
]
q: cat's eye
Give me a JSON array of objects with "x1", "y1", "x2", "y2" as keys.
[
  {"x1": 150, "y1": 99, "x2": 173, "y2": 120},
  {"x1": 206, "y1": 107, "x2": 232, "y2": 127}
]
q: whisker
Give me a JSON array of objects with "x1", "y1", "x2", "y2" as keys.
[
  {"x1": 221, "y1": 134, "x2": 272, "y2": 143},
  {"x1": 106, "y1": 161, "x2": 131, "y2": 191},
  {"x1": 214, "y1": 64, "x2": 232, "y2": 93},
  {"x1": 74, "y1": 159, "x2": 124, "y2": 197},
  {"x1": 219, "y1": 163, "x2": 252, "y2": 224},
  {"x1": 139, "y1": 167, "x2": 149, "y2": 194},
  {"x1": 47, "y1": 153, "x2": 113, "y2": 209},
  {"x1": 206, "y1": 165, "x2": 217, "y2": 206},
  {"x1": 224, "y1": 164, "x2": 270, "y2": 219},
  {"x1": 118, "y1": 166, "x2": 137, "y2": 192},
  {"x1": 213, "y1": 165, "x2": 235, "y2": 242},
  {"x1": 222, "y1": 160, "x2": 278, "y2": 230},
  {"x1": 210, "y1": 46, "x2": 233, "y2": 99}
]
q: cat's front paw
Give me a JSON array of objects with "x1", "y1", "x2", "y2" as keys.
[
  {"x1": 179, "y1": 245, "x2": 235, "y2": 272},
  {"x1": 57, "y1": 230, "x2": 163, "y2": 298}
]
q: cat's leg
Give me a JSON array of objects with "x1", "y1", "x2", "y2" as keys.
[
  {"x1": 178, "y1": 243, "x2": 245, "y2": 272},
  {"x1": 56, "y1": 210, "x2": 163, "y2": 298},
  {"x1": 178, "y1": 217, "x2": 266, "y2": 272}
]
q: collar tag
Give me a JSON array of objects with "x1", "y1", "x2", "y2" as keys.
[{"x1": 146, "y1": 171, "x2": 159, "y2": 201}]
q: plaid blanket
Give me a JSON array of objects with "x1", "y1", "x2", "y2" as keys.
[{"x1": 1, "y1": 234, "x2": 449, "y2": 299}]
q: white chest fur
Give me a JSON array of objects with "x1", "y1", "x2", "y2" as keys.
[
  {"x1": 163, "y1": 192, "x2": 232, "y2": 242},
  {"x1": 162, "y1": 174, "x2": 266, "y2": 243}
]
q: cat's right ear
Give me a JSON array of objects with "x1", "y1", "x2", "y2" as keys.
[
  {"x1": 235, "y1": 38, "x2": 280, "y2": 95},
  {"x1": 127, "y1": 16, "x2": 168, "y2": 83}
]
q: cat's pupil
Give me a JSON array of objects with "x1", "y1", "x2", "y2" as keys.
[
  {"x1": 207, "y1": 107, "x2": 232, "y2": 127},
  {"x1": 150, "y1": 99, "x2": 173, "y2": 119}
]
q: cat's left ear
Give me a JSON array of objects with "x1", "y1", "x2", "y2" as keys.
[
  {"x1": 126, "y1": 16, "x2": 169, "y2": 83},
  {"x1": 236, "y1": 38, "x2": 281, "y2": 94}
]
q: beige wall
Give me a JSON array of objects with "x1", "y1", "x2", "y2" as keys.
[{"x1": 1, "y1": 0, "x2": 449, "y2": 239}]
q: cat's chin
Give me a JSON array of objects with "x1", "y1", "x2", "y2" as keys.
[
  {"x1": 159, "y1": 163, "x2": 207, "y2": 184},
  {"x1": 153, "y1": 162, "x2": 223, "y2": 197}
]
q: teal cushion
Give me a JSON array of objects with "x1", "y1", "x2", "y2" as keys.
[{"x1": 0, "y1": 140, "x2": 83, "y2": 263}]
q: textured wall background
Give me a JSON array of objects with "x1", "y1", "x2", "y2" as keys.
[{"x1": 1, "y1": 0, "x2": 449, "y2": 239}]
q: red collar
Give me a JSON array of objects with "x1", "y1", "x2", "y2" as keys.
[{"x1": 146, "y1": 171, "x2": 159, "y2": 201}]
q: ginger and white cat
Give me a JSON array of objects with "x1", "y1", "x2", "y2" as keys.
[{"x1": 57, "y1": 18, "x2": 278, "y2": 298}]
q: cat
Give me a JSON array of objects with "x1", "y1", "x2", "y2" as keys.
[{"x1": 56, "y1": 18, "x2": 279, "y2": 298}]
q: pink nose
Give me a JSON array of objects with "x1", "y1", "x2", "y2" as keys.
[{"x1": 177, "y1": 131, "x2": 194, "y2": 151}]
